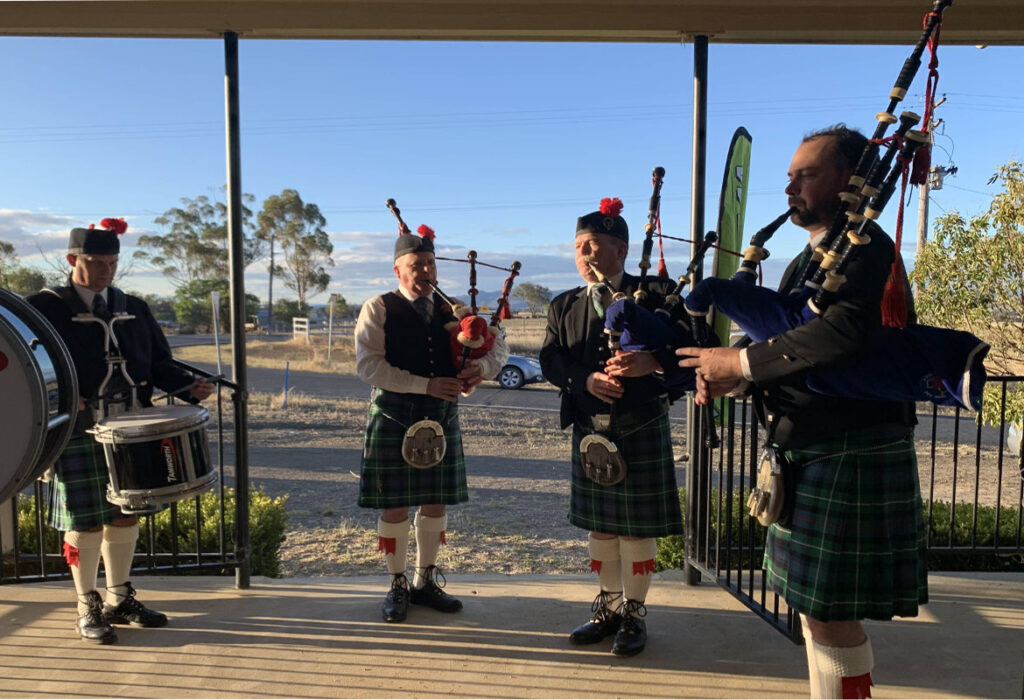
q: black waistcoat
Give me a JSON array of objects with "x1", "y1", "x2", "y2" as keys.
[{"x1": 381, "y1": 291, "x2": 458, "y2": 380}]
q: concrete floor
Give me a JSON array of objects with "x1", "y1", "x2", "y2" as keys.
[{"x1": 0, "y1": 571, "x2": 1021, "y2": 698}]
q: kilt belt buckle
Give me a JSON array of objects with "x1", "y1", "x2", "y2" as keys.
[
  {"x1": 747, "y1": 447, "x2": 787, "y2": 526},
  {"x1": 401, "y1": 419, "x2": 446, "y2": 469},
  {"x1": 580, "y1": 419, "x2": 627, "y2": 486}
]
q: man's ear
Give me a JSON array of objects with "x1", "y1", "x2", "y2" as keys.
[{"x1": 66, "y1": 254, "x2": 77, "y2": 267}]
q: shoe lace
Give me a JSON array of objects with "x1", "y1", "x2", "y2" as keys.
[
  {"x1": 107, "y1": 581, "x2": 143, "y2": 613},
  {"x1": 590, "y1": 590, "x2": 622, "y2": 623},
  {"x1": 619, "y1": 599, "x2": 647, "y2": 627},
  {"x1": 389, "y1": 573, "x2": 410, "y2": 601},
  {"x1": 418, "y1": 564, "x2": 448, "y2": 592},
  {"x1": 78, "y1": 591, "x2": 105, "y2": 624}
]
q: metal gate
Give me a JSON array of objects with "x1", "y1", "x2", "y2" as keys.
[
  {"x1": 1, "y1": 361, "x2": 245, "y2": 585},
  {"x1": 683, "y1": 375, "x2": 1024, "y2": 643}
]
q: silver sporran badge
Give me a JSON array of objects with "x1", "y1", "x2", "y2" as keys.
[
  {"x1": 579, "y1": 433, "x2": 627, "y2": 486},
  {"x1": 747, "y1": 447, "x2": 786, "y2": 526},
  {"x1": 401, "y1": 419, "x2": 446, "y2": 469}
]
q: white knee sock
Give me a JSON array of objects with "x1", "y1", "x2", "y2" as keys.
[
  {"x1": 588, "y1": 534, "x2": 622, "y2": 606},
  {"x1": 809, "y1": 636, "x2": 874, "y2": 699},
  {"x1": 378, "y1": 517, "x2": 410, "y2": 576},
  {"x1": 64, "y1": 530, "x2": 103, "y2": 615},
  {"x1": 101, "y1": 522, "x2": 139, "y2": 605},
  {"x1": 412, "y1": 512, "x2": 446, "y2": 588},
  {"x1": 619, "y1": 537, "x2": 657, "y2": 603}
]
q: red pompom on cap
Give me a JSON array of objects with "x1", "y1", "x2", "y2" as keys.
[
  {"x1": 100, "y1": 217, "x2": 128, "y2": 235},
  {"x1": 417, "y1": 224, "x2": 435, "y2": 241},
  {"x1": 599, "y1": 197, "x2": 624, "y2": 217}
]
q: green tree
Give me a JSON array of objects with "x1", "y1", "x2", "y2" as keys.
[
  {"x1": 0, "y1": 240, "x2": 16, "y2": 288},
  {"x1": 272, "y1": 298, "x2": 312, "y2": 328},
  {"x1": 910, "y1": 160, "x2": 1024, "y2": 425},
  {"x1": 173, "y1": 279, "x2": 260, "y2": 333},
  {"x1": 327, "y1": 293, "x2": 352, "y2": 320},
  {"x1": 257, "y1": 189, "x2": 334, "y2": 311},
  {"x1": 5, "y1": 267, "x2": 50, "y2": 296},
  {"x1": 135, "y1": 192, "x2": 259, "y2": 288},
  {"x1": 512, "y1": 281, "x2": 552, "y2": 316}
]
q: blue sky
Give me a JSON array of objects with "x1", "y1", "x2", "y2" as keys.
[{"x1": 1, "y1": 36, "x2": 1021, "y2": 305}]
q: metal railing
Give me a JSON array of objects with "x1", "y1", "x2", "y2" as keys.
[
  {"x1": 1, "y1": 361, "x2": 245, "y2": 585},
  {"x1": 684, "y1": 375, "x2": 1024, "y2": 642}
]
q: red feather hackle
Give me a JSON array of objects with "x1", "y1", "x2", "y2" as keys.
[
  {"x1": 416, "y1": 224, "x2": 436, "y2": 241},
  {"x1": 100, "y1": 217, "x2": 128, "y2": 235},
  {"x1": 599, "y1": 197, "x2": 624, "y2": 217}
]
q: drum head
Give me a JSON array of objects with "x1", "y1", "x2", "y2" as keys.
[
  {"x1": 94, "y1": 404, "x2": 209, "y2": 443},
  {"x1": 0, "y1": 288, "x2": 78, "y2": 504}
]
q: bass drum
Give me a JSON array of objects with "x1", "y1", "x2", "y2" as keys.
[{"x1": 0, "y1": 288, "x2": 79, "y2": 503}]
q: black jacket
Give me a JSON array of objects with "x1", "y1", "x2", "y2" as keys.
[
  {"x1": 540, "y1": 272, "x2": 686, "y2": 430},
  {"x1": 745, "y1": 222, "x2": 917, "y2": 448},
  {"x1": 25, "y1": 283, "x2": 196, "y2": 419}
]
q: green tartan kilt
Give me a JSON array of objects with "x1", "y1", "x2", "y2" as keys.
[
  {"x1": 569, "y1": 410, "x2": 683, "y2": 537},
  {"x1": 46, "y1": 435, "x2": 122, "y2": 532},
  {"x1": 764, "y1": 430, "x2": 928, "y2": 622},
  {"x1": 358, "y1": 387, "x2": 467, "y2": 509}
]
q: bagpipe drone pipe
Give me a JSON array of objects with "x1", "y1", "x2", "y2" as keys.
[{"x1": 678, "y1": 0, "x2": 990, "y2": 411}]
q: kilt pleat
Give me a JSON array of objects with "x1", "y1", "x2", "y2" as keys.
[
  {"x1": 47, "y1": 435, "x2": 121, "y2": 532},
  {"x1": 764, "y1": 431, "x2": 929, "y2": 622},
  {"x1": 569, "y1": 412, "x2": 682, "y2": 537},
  {"x1": 358, "y1": 388, "x2": 467, "y2": 509}
]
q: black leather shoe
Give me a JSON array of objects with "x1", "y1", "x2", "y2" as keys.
[
  {"x1": 77, "y1": 591, "x2": 117, "y2": 644},
  {"x1": 611, "y1": 599, "x2": 648, "y2": 657},
  {"x1": 382, "y1": 573, "x2": 410, "y2": 623},
  {"x1": 569, "y1": 591, "x2": 622, "y2": 645},
  {"x1": 102, "y1": 582, "x2": 168, "y2": 628},
  {"x1": 409, "y1": 565, "x2": 462, "y2": 613}
]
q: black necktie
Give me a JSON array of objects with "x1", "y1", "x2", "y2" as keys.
[
  {"x1": 413, "y1": 296, "x2": 432, "y2": 323},
  {"x1": 92, "y1": 293, "x2": 111, "y2": 320},
  {"x1": 781, "y1": 245, "x2": 812, "y2": 294}
]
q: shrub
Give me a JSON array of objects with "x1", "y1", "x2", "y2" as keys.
[{"x1": 14, "y1": 484, "x2": 288, "y2": 578}]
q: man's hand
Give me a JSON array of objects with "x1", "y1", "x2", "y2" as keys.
[
  {"x1": 586, "y1": 371, "x2": 624, "y2": 404},
  {"x1": 676, "y1": 347, "x2": 743, "y2": 406},
  {"x1": 604, "y1": 350, "x2": 661, "y2": 378},
  {"x1": 189, "y1": 377, "x2": 214, "y2": 401},
  {"x1": 456, "y1": 359, "x2": 484, "y2": 395},
  {"x1": 427, "y1": 377, "x2": 462, "y2": 402}
]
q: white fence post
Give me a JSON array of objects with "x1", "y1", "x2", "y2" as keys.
[{"x1": 292, "y1": 317, "x2": 310, "y2": 344}]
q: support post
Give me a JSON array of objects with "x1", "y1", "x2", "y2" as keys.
[
  {"x1": 224, "y1": 31, "x2": 251, "y2": 589},
  {"x1": 684, "y1": 35, "x2": 709, "y2": 586}
]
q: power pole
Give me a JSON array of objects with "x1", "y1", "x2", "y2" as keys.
[{"x1": 267, "y1": 233, "x2": 275, "y2": 333}]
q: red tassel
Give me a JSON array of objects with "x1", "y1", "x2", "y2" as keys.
[
  {"x1": 378, "y1": 536, "x2": 396, "y2": 555},
  {"x1": 589, "y1": 559, "x2": 602, "y2": 574},
  {"x1": 63, "y1": 542, "x2": 80, "y2": 568},
  {"x1": 841, "y1": 672, "x2": 874, "y2": 699},
  {"x1": 440, "y1": 531, "x2": 447, "y2": 545},
  {"x1": 499, "y1": 302, "x2": 512, "y2": 320},
  {"x1": 656, "y1": 253, "x2": 668, "y2": 278},
  {"x1": 632, "y1": 558, "x2": 656, "y2": 576},
  {"x1": 881, "y1": 257, "x2": 908, "y2": 329}
]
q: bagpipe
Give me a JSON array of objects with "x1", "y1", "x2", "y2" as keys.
[
  {"x1": 386, "y1": 198, "x2": 521, "y2": 393},
  {"x1": 681, "y1": 0, "x2": 989, "y2": 411}
]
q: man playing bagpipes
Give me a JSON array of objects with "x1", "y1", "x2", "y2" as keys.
[
  {"x1": 354, "y1": 212, "x2": 509, "y2": 623},
  {"x1": 677, "y1": 126, "x2": 928, "y2": 697},
  {"x1": 26, "y1": 221, "x2": 213, "y2": 644},
  {"x1": 539, "y1": 197, "x2": 689, "y2": 657}
]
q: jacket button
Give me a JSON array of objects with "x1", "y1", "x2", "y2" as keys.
[
  {"x1": 782, "y1": 354, "x2": 794, "y2": 362},
  {"x1": 767, "y1": 337, "x2": 778, "y2": 345}
]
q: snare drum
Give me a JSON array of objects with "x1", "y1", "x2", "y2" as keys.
[
  {"x1": 92, "y1": 404, "x2": 217, "y2": 515},
  {"x1": 0, "y1": 288, "x2": 78, "y2": 504}
]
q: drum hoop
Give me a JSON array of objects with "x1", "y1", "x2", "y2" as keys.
[{"x1": 94, "y1": 406, "x2": 209, "y2": 441}]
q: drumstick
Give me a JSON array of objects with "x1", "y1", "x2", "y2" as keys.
[{"x1": 150, "y1": 374, "x2": 223, "y2": 403}]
